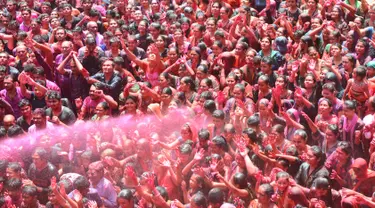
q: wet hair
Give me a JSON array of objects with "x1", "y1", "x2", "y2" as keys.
[
  {"x1": 0, "y1": 160, "x2": 8, "y2": 174},
  {"x1": 344, "y1": 54, "x2": 357, "y2": 68},
  {"x1": 276, "y1": 171, "x2": 290, "y2": 180},
  {"x1": 7, "y1": 125, "x2": 24, "y2": 138},
  {"x1": 337, "y1": 141, "x2": 352, "y2": 156},
  {"x1": 343, "y1": 100, "x2": 356, "y2": 110},
  {"x1": 261, "y1": 56, "x2": 272, "y2": 65},
  {"x1": 211, "y1": 136, "x2": 227, "y2": 150},
  {"x1": 208, "y1": 188, "x2": 225, "y2": 204},
  {"x1": 312, "y1": 177, "x2": 330, "y2": 190},
  {"x1": 33, "y1": 147, "x2": 48, "y2": 161},
  {"x1": 22, "y1": 185, "x2": 38, "y2": 197},
  {"x1": 46, "y1": 90, "x2": 62, "y2": 101},
  {"x1": 201, "y1": 78, "x2": 213, "y2": 88},
  {"x1": 354, "y1": 66, "x2": 367, "y2": 79},
  {"x1": 204, "y1": 100, "x2": 217, "y2": 114},
  {"x1": 259, "y1": 183, "x2": 274, "y2": 198},
  {"x1": 155, "y1": 186, "x2": 169, "y2": 201},
  {"x1": 294, "y1": 129, "x2": 308, "y2": 142},
  {"x1": 243, "y1": 128, "x2": 260, "y2": 144},
  {"x1": 233, "y1": 172, "x2": 248, "y2": 189},
  {"x1": 181, "y1": 76, "x2": 196, "y2": 91},
  {"x1": 5, "y1": 178, "x2": 22, "y2": 191},
  {"x1": 199, "y1": 91, "x2": 214, "y2": 100},
  {"x1": 327, "y1": 124, "x2": 339, "y2": 135},
  {"x1": 97, "y1": 102, "x2": 110, "y2": 111},
  {"x1": 198, "y1": 128, "x2": 210, "y2": 141},
  {"x1": 161, "y1": 87, "x2": 173, "y2": 95},
  {"x1": 191, "y1": 193, "x2": 207, "y2": 207},
  {"x1": 7, "y1": 162, "x2": 21, "y2": 173},
  {"x1": 179, "y1": 143, "x2": 193, "y2": 155},
  {"x1": 73, "y1": 175, "x2": 90, "y2": 191},
  {"x1": 272, "y1": 124, "x2": 285, "y2": 134},
  {"x1": 212, "y1": 110, "x2": 225, "y2": 120},
  {"x1": 247, "y1": 115, "x2": 260, "y2": 127},
  {"x1": 117, "y1": 189, "x2": 134, "y2": 201},
  {"x1": 322, "y1": 83, "x2": 336, "y2": 93}
]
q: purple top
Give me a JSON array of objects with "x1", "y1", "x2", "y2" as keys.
[{"x1": 0, "y1": 87, "x2": 24, "y2": 118}]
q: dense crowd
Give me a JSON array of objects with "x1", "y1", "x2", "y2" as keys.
[{"x1": 1, "y1": 0, "x2": 375, "y2": 207}]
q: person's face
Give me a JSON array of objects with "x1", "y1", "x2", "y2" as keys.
[
  {"x1": 89, "y1": 85, "x2": 99, "y2": 100},
  {"x1": 155, "y1": 36, "x2": 165, "y2": 48},
  {"x1": 32, "y1": 114, "x2": 46, "y2": 127},
  {"x1": 127, "y1": 38, "x2": 137, "y2": 50},
  {"x1": 109, "y1": 20, "x2": 118, "y2": 30},
  {"x1": 102, "y1": 61, "x2": 114, "y2": 74},
  {"x1": 277, "y1": 177, "x2": 289, "y2": 192},
  {"x1": 20, "y1": 105, "x2": 32, "y2": 117},
  {"x1": 234, "y1": 44, "x2": 245, "y2": 56},
  {"x1": 343, "y1": 106, "x2": 355, "y2": 118},
  {"x1": 211, "y1": 44, "x2": 222, "y2": 56},
  {"x1": 62, "y1": 6, "x2": 72, "y2": 16},
  {"x1": 354, "y1": 18, "x2": 362, "y2": 28},
  {"x1": 138, "y1": 21, "x2": 147, "y2": 33},
  {"x1": 258, "y1": 103, "x2": 268, "y2": 115},
  {"x1": 61, "y1": 43, "x2": 72, "y2": 56},
  {"x1": 286, "y1": 0, "x2": 296, "y2": 7},
  {"x1": 17, "y1": 47, "x2": 28, "y2": 59},
  {"x1": 167, "y1": 49, "x2": 178, "y2": 62},
  {"x1": 83, "y1": 1, "x2": 93, "y2": 10},
  {"x1": 87, "y1": 168, "x2": 103, "y2": 184},
  {"x1": 3, "y1": 78, "x2": 14, "y2": 91},
  {"x1": 261, "y1": 38, "x2": 271, "y2": 50},
  {"x1": 1, "y1": 16, "x2": 9, "y2": 27},
  {"x1": 22, "y1": 194, "x2": 35, "y2": 206},
  {"x1": 226, "y1": 76, "x2": 236, "y2": 88},
  {"x1": 260, "y1": 62, "x2": 271, "y2": 74},
  {"x1": 356, "y1": 42, "x2": 366, "y2": 55},
  {"x1": 233, "y1": 87, "x2": 243, "y2": 100},
  {"x1": 220, "y1": 8, "x2": 228, "y2": 19},
  {"x1": 125, "y1": 99, "x2": 137, "y2": 112},
  {"x1": 318, "y1": 100, "x2": 331, "y2": 114},
  {"x1": 199, "y1": 81, "x2": 209, "y2": 92},
  {"x1": 257, "y1": 186, "x2": 269, "y2": 203},
  {"x1": 292, "y1": 135, "x2": 306, "y2": 150},
  {"x1": 50, "y1": 18, "x2": 60, "y2": 28},
  {"x1": 258, "y1": 79, "x2": 269, "y2": 92},
  {"x1": 47, "y1": 99, "x2": 60, "y2": 110},
  {"x1": 311, "y1": 19, "x2": 321, "y2": 29},
  {"x1": 275, "y1": 77, "x2": 285, "y2": 88},
  {"x1": 331, "y1": 8, "x2": 339, "y2": 19},
  {"x1": 6, "y1": 168, "x2": 19, "y2": 179},
  {"x1": 189, "y1": 174, "x2": 199, "y2": 190},
  {"x1": 306, "y1": 149, "x2": 319, "y2": 166},
  {"x1": 179, "y1": 80, "x2": 189, "y2": 92},
  {"x1": 117, "y1": 198, "x2": 132, "y2": 208},
  {"x1": 6, "y1": 3, "x2": 16, "y2": 12},
  {"x1": 309, "y1": 49, "x2": 319, "y2": 60},
  {"x1": 307, "y1": 0, "x2": 317, "y2": 8},
  {"x1": 174, "y1": 31, "x2": 183, "y2": 42},
  {"x1": 88, "y1": 23, "x2": 98, "y2": 34},
  {"x1": 211, "y1": 3, "x2": 220, "y2": 14},
  {"x1": 330, "y1": 46, "x2": 340, "y2": 57},
  {"x1": 32, "y1": 153, "x2": 46, "y2": 169},
  {"x1": 48, "y1": 193, "x2": 58, "y2": 205},
  {"x1": 160, "y1": 93, "x2": 171, "y2": 103},
  {"x1": 212, "y1": 117, "x2": 224, "y2": 129},
  {"x1": 321, "y1": 89, "x2": 334, "y2": 100},
  {"x1": 55, "y1": 29, "x2": 66, "y2": 41},
  {"x1": 0, "y1": 53, "x2": 8, "y2": 65},
  {"x1": 206, "y1": 20, "x2": 216, "y2": 32},
  {"x1": 335, "y1": 147, "x2": 349, "y2": 162},
  {"x1": 180, "y1": 126, "x2": 192, "y2": 140}
]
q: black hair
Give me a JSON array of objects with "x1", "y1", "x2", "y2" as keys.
[
  {"x1": 7, "y1": 125, "x2": 24, "y2": 138},
  {"x1": 247, "y1": 115, "x2": 260, "y2": 127},
  {"x1": 343, "y1": 100, "x2": 356, "y2": 110},
  {"x1": 22, "y1": 185, "x2": 38, "y2": 197},
  {"x1": 204, "y1": 100, "x2": 217, "y2": 115},
  {"x1": 294, "y1": 129, "x2": 308, "y2": 142},
  {"x1": 337, "y1": 141, "x2": 352, "y2": 156},
  {"x1": 73, "y1": 176, "x2": 90, "y2": 191},
  {"x1": 117, "y1": 189, "x2": 134, "y2": 200},
  {"x1": 198, "y1": 129, "x2": 210, "y2": 141},
  {"x1": 243, "y1": 128, "x2": 260, "y2": 144},
  {"x1": 46, "y1": 90, "x2": 62, "y2": 101},
  {"x1": 179, "y1": 143, "x2": 193, "y2": 155},
  {"x1": 192, "y1": 193, "x2": 207, "y2": 207},
  {"x1": 208, "y1": 188, "x2": 225, "y2": 205},
  {"x1": 211, "y1": 136, "x2": 227, "y2": 151},
  {"x1": 233, "y1": 172, "x2": 248, "y2": 189},
  {"x1": 212, "y1": 110, "x2": 225, "y2": 120},
  {"x1": 6, "y1": 178, "x2": 22, "y2": 191}
]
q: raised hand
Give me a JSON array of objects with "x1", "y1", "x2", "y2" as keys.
[
  {"x1": 159, "y1": 157, "x2": 171, "y2": 168},
  {"x1": 72, "y1": 189, "x2": 83, "y2": 202},
  {"x1": 210, "y1": 158, "x2": 218, "y2": 171},
  {"x1": 87, "y1": 200, "x2": 98, "y2": 208},
  {"x1": 50, "y1": 177, "x2": 57, "y2": 191},
  {"x1": 308, "y1": 59, "x2": 316, "y2": 71},
  {"x1": 194, "y1": 148, "x2": 205, "y2": 161}
]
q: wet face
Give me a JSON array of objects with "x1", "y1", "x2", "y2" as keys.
[
  {"x1": 117, "y1": 198, "x2": 132, "y2": 208},
  {"x1": 291, "y1": 135, "x2": 306, "y2": 151},
  {"x1": 261, "y1": 38, "x2": 271, "y2": 51},
  {"x1": 21, "y1": 10, "x2": 31, "y2": 21},
  {"x1": 355, "y1": 42, "x2": 366, "y2": 55},
  {"x1": 318, "y1": 100, "x2": 331, "y2": 114},
  {"x1": 321, "y1": 89, "x2": 334, "y2": 100},
  {"x1": 125, "y1": 99, "x2": 137, "y2": 112},
  {"x1": 55, "y1": 29, "x2": 66, "y2": 41},
  {"x1": 3, "y1": 77, "x2": 14, "y2": 91},
  {"x1": 277, "y1": 177, "x2": 289, "y2": 192},
  {"x1": 102, "y1": 60, "x2": 114, "y2": 74}
]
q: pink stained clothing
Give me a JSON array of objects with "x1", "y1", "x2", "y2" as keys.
[
  {"x1": 82, "y1": 96, "x2": 106, "y2": 119},
  {"x1": 46, "y1": 80, "x2": 61, "y2": 93}
]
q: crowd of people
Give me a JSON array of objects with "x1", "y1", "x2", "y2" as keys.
[{"x1": 1, "y1": 0, "x2": 375, "y2": 207}]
